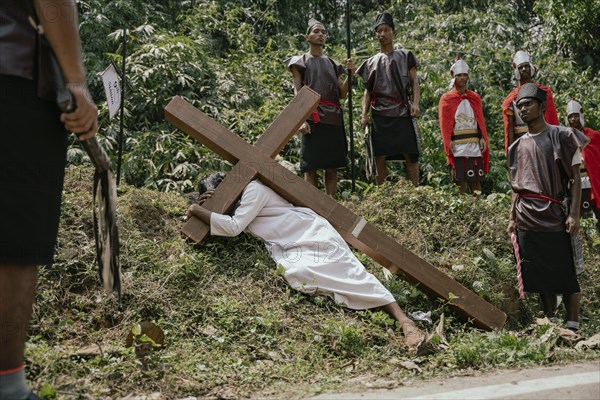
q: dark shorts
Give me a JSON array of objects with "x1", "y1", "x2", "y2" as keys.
[
  {"x1": 0, "y1": 75, "x2": 68, "y2": 265},
  {"x1": 517, "y1": 230, "x2": 580, "y2": 294},
  {"x1": 371, "y1": 115, "x2": 419, "y2": 162},
  {"x1": 453, "y1": 157, "x2": 484, "y2": 182},
  {"x1": 300, "y1": 121, "x2": 347, "y2": 173}
]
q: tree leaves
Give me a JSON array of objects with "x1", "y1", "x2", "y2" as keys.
[{"x1": 74, "y1": 0, "x2": 599, "y2": 193}]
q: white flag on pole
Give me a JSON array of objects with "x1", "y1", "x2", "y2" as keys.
[{"x1": 101, "y1": 63, "x2": 121, "y2": 119}]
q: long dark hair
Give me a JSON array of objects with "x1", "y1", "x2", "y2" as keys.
[{"x1": 199, "y1": 172, "x2": 225, "y2": 194}]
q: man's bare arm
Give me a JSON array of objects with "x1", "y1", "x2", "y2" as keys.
[
  {"x1": 409, "y1": 66, "x2": 420, "y2": 117},
  {"x1": 188, "y1": 204, "x2": 212, "y2": 225},
  {"x1": 566, "y1": 165, "x2": 582, "y2": 234},
  {"x1": 361, "y1": 89, "x2": 371, "y2": 127},
  {"x1": 507, "y1": 192, "x2": 518, "y2": 234},
  {"x1": 35, "y1": 0, "x2": 98, "y2": 139},
  {"x1": 339, "y1": 59, "x2": 355, "y2": 99},
  {"x1": 507, "y1": 113, "x2": 515, "y2": 146}
]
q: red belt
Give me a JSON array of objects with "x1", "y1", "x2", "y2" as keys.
[
  {"x1": 371, "y1": 93, "x2": 407, "y2": 107},
  {"x1": 311, "y1": 100, "x2": 340, "y2": 124},
  {"x1": 517, "y1": 193, "x2": 562, "y2": 205}
]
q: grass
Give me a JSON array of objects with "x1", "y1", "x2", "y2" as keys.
[{"x1": 27, "y1": 166, "x2": 600, "y2": 399}]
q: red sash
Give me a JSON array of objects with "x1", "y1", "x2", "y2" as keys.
[
  {"x1": 517, "y1": 193, "x2": 562, "y2": 205},
  {"x1": 370, "y1": 93, "x2": 406, "y2": 107},
  {"x1": 311, "y1": 100, "x2": 340, "y2": 124}
]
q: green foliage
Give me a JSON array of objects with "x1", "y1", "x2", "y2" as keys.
[
  {"x1": 122, "y1": 129, "x2": 228, "y2": 191},
  {"x1": 321, "y1": 319, "x2": 368, "y2": 357},
  {"x1": 534, "y1": 0, "x2": 600, "y2": 72},
  {"x1": 346, "y1": 179, "x2": 600, "y2": 328},
  {"x1": 450, "y1": 330, "x2": 549, "y2": 368},
  {"x1": 72, "y1": 0, "x2": 598, "y2": 194},
  {"x1": 38, "y1": 383, "x2": 58, "y2": 400}
]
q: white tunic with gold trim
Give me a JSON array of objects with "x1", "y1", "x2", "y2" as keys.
[{"x1": 452, "y1": 99, "x2": 482, "y2": 158}]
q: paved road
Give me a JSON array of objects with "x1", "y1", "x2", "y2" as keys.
[{"x1": 311, "y1": 361, "x2": 600, "y2": 400}]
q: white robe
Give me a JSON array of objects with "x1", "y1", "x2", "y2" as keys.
[{"x1": 210, "y1": 180, "x2": 396, "y2": 310}]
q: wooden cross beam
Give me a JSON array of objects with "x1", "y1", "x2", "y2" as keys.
[
  {"x1": 164, "y1": 89, "x2": 507, "y2": 331},
  {"x1": 177, "y1": 87, "x2": 322, "y2": 241}
]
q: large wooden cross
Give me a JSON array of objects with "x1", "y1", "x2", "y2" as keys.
[{"x1": 164, "y1": 87, "x2": 507, "y2": 331}]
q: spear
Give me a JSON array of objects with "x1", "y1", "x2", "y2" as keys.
[{"x1": 345, "y1": 0, "x2": 356, "y2": 191}]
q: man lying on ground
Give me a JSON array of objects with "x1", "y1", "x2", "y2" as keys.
[{"x1": 187, "y1": 173, "x2": 427, "y2": 352}]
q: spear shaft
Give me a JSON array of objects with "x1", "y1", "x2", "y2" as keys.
[{"x1": 345, "y1": 0, "x2": 355, "y2": 191}]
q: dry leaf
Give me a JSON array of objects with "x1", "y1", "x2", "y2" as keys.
[
  {"x1": 557, "y1": 327, "x2": 585, "y2": 345},
  {"x1": 75, "y1": 343, "x2": 121, "y2": 357},
  {"x1": 575, "y1": 333, "x2": 600, "y2": 350},
  {"x1": 202, "y1": 325, "x2": 218, "y2": 336},
  {"x1": 399, "y1": 360, "x2": 422, "y2": 372}
]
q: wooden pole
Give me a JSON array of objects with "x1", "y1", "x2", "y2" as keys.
[
  {"x1": 116, "y1": 28, "x2": 126, "y2": 185},
  {"x1": 345, "y1": 0, "x2": 355, "y2": 191}
]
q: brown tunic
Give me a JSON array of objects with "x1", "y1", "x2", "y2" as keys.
[
  {"x1": 284, "y1": 53, "x2": 344, "y2": 126},
  {"x1": 508, "y1": 125, "x2": 588, "y2": 231},
  {"x1": 284, "y1": 53, "x2": 347, "y2": 172},
  {"x1": 0, "y1": 1, "x2": 37, "y2": 80},
  {"x1": 356, "y1": 49, "x2": 419, "y2": 118}
]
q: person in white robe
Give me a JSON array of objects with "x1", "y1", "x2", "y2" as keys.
[{"x1": 187, "y1": 173, "x2": 425, "y2": 350}]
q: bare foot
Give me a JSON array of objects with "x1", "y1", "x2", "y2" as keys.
[{"x1": 402, "y1": 323, "x2": 426, "y2": 352}]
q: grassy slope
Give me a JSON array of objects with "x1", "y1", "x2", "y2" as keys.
[{"x1": 28, "y1": 166, "x2": 600, "y2": 399}]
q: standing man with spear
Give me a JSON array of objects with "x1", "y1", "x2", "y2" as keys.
[
  {"x1": 357, "y1": 12, "x2": 422, "y2": 186},
  {"x1": 284, "y1": 19, "x2": 355, "y2": 197}
]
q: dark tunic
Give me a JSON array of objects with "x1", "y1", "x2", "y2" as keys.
[
  {"x1": 357, "y1": 50, "x2": 419, "y2": 161},
  {"x1": 508, "y1": 126, "x2": 586, "y2": 231},
  {"x1": 285, "y1": 54, "x2": 347, "y2": 172},
  {"x1": 508, "y1": 125, "x2": 589, "y2": 294},
  {"x1": 0, "y1": 1, "x2": 68, "y2": 264},
  {"x1": 0, "y1": 1, "x2": 36, "y2": 80}
]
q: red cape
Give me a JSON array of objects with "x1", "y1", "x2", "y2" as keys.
[
  {"x1": 438, "y1": 89, "x2": 490, "y2": 173},
  {"x1": 501, "y1": 82, "x2": 559, "y2": 152},
  {"x1": 584, "y1": 127, "x2": 600, "y2": 206}
]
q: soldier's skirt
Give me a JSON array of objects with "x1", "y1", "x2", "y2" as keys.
[
  {"x1": 371, "y1": 115, "x2": 419, "y2": 162},
  {"x1": 517, "y1": 230, "x2": 580, "y2": 294},
  {"x1": 0, "y1": 75, "x2": 68, "y2": 265},
  {"x1": 300, "y1": 121, "x2": 347, "y2": 173},
  {"x1": 453, "y1": 157, "x2": 484, "y2": 182}
]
